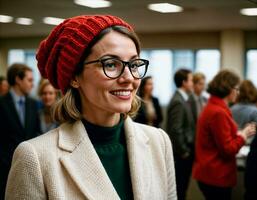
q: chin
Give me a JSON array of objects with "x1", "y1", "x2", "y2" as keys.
[{"x1": 112, "y1": 105, "x2": 131, "y2": 114}]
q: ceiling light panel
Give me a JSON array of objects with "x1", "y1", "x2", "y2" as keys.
[
  {"x1": 43, "y1": 17, "x2": 65, "y2": 25},
  {"x1": 16, "y1": 17, "x2": 34, "y2": 25},
  {"x1": 240, "y1": 8, "x2": 257, "y2": 16},
  {"x1": 148, "y1": 3, "x2": 183, "y2": 13},
  {"x1": 0, "y1": 14, "x2": 13, "y2": 23},
  {"x1": 74, "y1": 0, "x2": 111, "y2": 8}
]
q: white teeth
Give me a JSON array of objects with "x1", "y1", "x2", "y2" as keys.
[{"x1": 112, "y1": 91, "x2": 131, "y2": 96}]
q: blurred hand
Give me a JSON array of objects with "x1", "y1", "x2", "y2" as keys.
[{"x1": 238, "y1": 122, "x2": 256, "y2": 141}]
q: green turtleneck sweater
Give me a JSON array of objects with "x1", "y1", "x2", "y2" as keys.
[{"x1": 82, "y1": 118, "x2": 133, "y2": 200}]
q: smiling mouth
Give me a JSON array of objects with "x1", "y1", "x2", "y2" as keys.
[
  {"x1": 110, "y1": 90, "x2": 133, "y2": 100},
  {"x1": 110, "y1": 90, "x2": 131, "y2": 96}
]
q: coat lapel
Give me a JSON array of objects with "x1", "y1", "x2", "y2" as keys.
[
  {"x1": 124, "y1": 117, "x2": 152, "y2": 200},
  {"x1": 58, "y1": 118, "x2": 152, "y2": 200},
  {"x1": 58, "y1": 121, "x2": 120, "y2": 200}
]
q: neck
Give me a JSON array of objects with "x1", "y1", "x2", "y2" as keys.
[
  {"x1": 43, "y1": 106, "x2": 51, "y2": 114},
  {"x1": 82, "y1": 110, "x2": 120, "y2": 127},
  {"x1": 143, "y1": 93, "x2": 151, "y2": 100},
  {"x1": 194, "y1": 91, "x2": 201, "y2": 97},
  {"x1": 12, "y1": 86, "x2": 24, "y2": 97}
]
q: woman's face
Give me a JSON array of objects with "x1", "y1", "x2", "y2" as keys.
[
  {"x1": 76, "y1": 31, "x2": 141, "y2": 118},
  {"x1": 144, "y1": 78, "x2": 153, "y2": 96},
  {"x1": 41, "y1": 84, "x2": 57, "y2": 107},
  {"x1": 227, "y1": 85, "x2": 240, "y2": 103}
]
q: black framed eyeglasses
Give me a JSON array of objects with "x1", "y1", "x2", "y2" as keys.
[{"x1": 84, "y1": 57, "x2": 149, "y2": 79}]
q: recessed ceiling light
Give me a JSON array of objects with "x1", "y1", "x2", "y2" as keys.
[
  {"x1": 240, "y1": 8, "x2": 257, "y2": 16},
  {"x1": 43, "y1": 17, "x2": 65, "y2": 25},
  {"x1": 0, "y1": 15, "x2": 13, "y2": 23},
  {"x1": 74, "y1": 0, "x2": 111, "y2": 8},
  {"x1": 16, "y1": 17, "x2": 34, "y2": 25},
  {"x1": 148, "y1": 3, "x2": 183, "y2": 13}
]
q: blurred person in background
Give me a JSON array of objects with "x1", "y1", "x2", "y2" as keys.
[
  {"x1": 230, "y1": 79, "x2": 257, "y2": 200},
  {"x1": 166, "y1": 68, "x2": 195, "y2": 200},
  {"x1": 134, "y1": 76, "x2": 163, "y2": 127},
  {"x1": 0, "y1": 76, "x2": 9, "y2": 96},
  {"x1": 231, "y1": 80, "x2": 257, "y2": 129},
  {"x1": 0, "y1": 63, "x2": 41, "y2": 199},
  {"x1": 38, "y1": 79, "x2": 59, "y2": 133},
  {"x1": 193, "y1": 70, "x2": 256, "y2": 200},
  {"x1": 5, "y1": 15, "x2": 177, "y2": 200},
  {"x1": 188, "y1": 72, "x2": 207, "y2": 124}
]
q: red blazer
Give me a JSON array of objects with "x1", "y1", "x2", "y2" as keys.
[{"x1": 192, "y1": 96, "x2": 245, "y2": 187}]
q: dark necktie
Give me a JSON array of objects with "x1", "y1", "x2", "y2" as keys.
[{"x1": 18, "y1": 99, "x2": 25, "y2": 126}]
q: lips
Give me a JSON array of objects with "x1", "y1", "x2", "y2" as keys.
[{"x1": 110, "y1": 89, "x2": 132, "y2": 99}]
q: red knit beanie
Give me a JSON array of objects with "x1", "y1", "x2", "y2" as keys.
[{"x1": 36, "y1": 15, "x2": 133, "y2": 94}]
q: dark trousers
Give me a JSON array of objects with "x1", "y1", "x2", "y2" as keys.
[
  {"x1": 198, "y1": 181, "x2": 232, "y2": 200},
  {"x1": 174, "y1": 153, "x2": 194, "y2": 200}
]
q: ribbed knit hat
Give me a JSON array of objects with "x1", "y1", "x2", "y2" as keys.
[{"x1": 36, "y1": 15, "x2": 133, "y2": 94}]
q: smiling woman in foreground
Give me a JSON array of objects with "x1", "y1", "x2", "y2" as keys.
[{"x1": 5, "y1": 15, "x2": 177, "y2": 200}]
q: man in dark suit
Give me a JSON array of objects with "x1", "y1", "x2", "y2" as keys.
[
  {"x1": 166, "y1": 68, "x2": 195, "y2": 200},
  {"x1": 188, "y1": 72, "x2": 207, "y2": 124},
  {"x1": 0, "y1": 63, "x2": 41, "y2": 199}
]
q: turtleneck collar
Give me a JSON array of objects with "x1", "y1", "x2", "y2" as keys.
[{"x1": 82, "y1": 117, "x2": 124, "y2": 145}]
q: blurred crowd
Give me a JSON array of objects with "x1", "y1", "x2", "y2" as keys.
[{"x1": 0, "y1": 62, "x2": 256, "y2": 200}]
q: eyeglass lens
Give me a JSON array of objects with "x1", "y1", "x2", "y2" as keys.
[{"x1": 102, "y1": 58, "x2": 147, "y2": 79}]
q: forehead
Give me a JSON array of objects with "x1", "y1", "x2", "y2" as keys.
[
  {"x1": 43, "y1": 84, "x2": 55, "y2": 91},
  {"x1": 187, "y1": 73, "x2": 193, "y2": 79},
  {"x1": 195, "y1": 77, "x2": 205, "y2": 83},
  {"x1": 89, "y1": 31, "x2": 138, "y2": 58},
  {"x1": 24, "y1": 70, "x2": 33, "y2": 77}
]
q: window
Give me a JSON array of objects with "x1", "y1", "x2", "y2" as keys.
[
  {"x1": 141, "y1": 49, "x2": 220, "y2": 106},
  {"x1": 173, "y1": 50, "x2": 194, "y2": 71},
  {"x1": 141, "y1": 50, "x2": 173, "y2": 106},
  {"x1": 8, "y1": 49, "x2": 40, "y2": 97},
  {"x1": 195, "y1": 49, "x2": 220, "y2": 84},
  {"x1": 246, "y1": 50, "x2": 257, "y2": 87}
]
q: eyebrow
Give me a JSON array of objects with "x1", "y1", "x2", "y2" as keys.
[{"x1": 100, "y1": 54, "x2": 139, "y2": 60}]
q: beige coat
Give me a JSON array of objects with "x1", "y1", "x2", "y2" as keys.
[{"x1": 5, "y1": 117, "x2": 177, "y2": 200}]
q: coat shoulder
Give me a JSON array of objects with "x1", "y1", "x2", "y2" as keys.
[{"x1": 23, "y1": 125, "x2": 60, "y2": 152}]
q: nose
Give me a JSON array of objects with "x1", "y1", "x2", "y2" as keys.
[{"x1": 119, "y1": 66, "x2": 134, "y2": 82}]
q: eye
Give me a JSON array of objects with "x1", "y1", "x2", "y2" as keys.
[
  {"x1": 130, "y1": 60, "x2": 144, "y2": 71},
  {"x1": 102, "y1": 59, "x2": 118, "y2": 71}
]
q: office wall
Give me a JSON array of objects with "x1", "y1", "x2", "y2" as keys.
[{"x1": 0, "y1": 30, "x2": 256, "y2": 76}]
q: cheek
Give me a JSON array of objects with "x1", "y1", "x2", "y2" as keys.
[
  {"x1": 134, "y1": 80, "x2": 141, "y2": 92},
  {"x1": 80, "y1": 74, "x2": 110, "y2": 100},
  {"x1": 48, "y1": 94, "x2": 55, "y2": 101},
  {"x1": 42, "y1": 96, "x2": 47, "y2": 103}
]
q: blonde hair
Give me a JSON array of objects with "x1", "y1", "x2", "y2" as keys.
[
  {"x1": 38, "y1": 79, "x2": 50, "y2": 96},
  {"x1": 193, "y1": 72, "x2": 205, "y2": 84},
  {"x1": 38, "y1": 78, "x2": 61, "y2": 99},
  {"x1": 53, "y1": 87, "x2": 141, "y2": 124}
]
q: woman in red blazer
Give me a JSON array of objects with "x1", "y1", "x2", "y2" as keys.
[{"x1": 192, "y1": 70, "x2": 256, "y2": 200}]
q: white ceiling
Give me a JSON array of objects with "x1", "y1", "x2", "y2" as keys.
[{"x1": 0, "y1": 0, "x2": 257, "y2": 38}]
